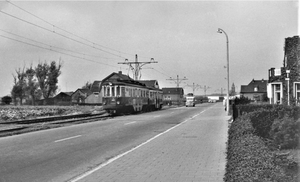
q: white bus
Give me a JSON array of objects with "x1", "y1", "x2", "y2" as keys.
[{"x1": 185, "y1": 96, "x2": 195, "y2": 107}]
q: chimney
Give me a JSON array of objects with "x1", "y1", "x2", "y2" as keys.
[{"x1": 118, "y1": 71, "x2": 122, "y2": 74}]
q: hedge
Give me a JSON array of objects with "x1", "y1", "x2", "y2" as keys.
[{"x1": 225, "y1": 114, "x2": 292, "y2": 181}]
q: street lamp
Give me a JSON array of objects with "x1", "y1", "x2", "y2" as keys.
[{"x1": 217, "y1": 28, "x2": 230, "y2": 115}]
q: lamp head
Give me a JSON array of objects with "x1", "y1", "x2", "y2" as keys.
[{"x1": 217, "y1": 28, "x2": 223, "y2": 33}]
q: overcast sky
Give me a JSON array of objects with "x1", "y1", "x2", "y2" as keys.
[{"x1": 0, "y1": 0, "x2": 298, "y2": 97}]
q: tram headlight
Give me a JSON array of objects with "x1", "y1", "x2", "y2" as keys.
[{"x1": 117, "y1": 101, "x2": 120, "y2": 105}]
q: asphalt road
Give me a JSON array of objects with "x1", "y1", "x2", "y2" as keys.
[{"x1": 0, "y1": 103, "x2": 215, "y2": 182}]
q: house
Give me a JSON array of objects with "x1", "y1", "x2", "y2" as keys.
[
  {"x1": 240, "y1": 79, "x2": 268, "y2": 102},
  {"x1": 267, "y1": 36, "x2": 300, "y2": 105},
  {"x1": 71, "y1": 89, "x2": 93, "y2": 104},
  {"x1": 162, "y1": 87, "x2": 184, "y2": 105},
  {"x1": 88, "y1": 80, "x2": 103, "y2": 104},
  {"x1": 53, "y1": 92, "x2": 73, "y2": 105},
  {"x1": 139, "y1": 80, "x2": 160, "y2": 89}
]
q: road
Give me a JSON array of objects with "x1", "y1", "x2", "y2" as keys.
[{"x1": 0, "y1": 103, "x2": 222, "y2": 182}]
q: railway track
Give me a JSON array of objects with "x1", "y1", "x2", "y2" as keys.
[{"x1": 0, "y1": 111, "x2": 111, "y2": 137}]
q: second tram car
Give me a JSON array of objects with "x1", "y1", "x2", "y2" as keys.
[{"x1": 101, "y1": 72, "x2": 163, "y2": 115}]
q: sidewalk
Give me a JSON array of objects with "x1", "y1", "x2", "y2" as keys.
[{"x1": 74, "y1": 104, "x2": 230, "y2": 182}]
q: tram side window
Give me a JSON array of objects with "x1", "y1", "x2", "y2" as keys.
[
  {"x1": 116, "y1": 86, "x2": 120, "y2": 96},
  {"x1": 121, "y1": 87, "x2": 125, "y2": 97},
  {"x1": 129, "y1": 88, "x2": 132, "y2": 97},
  {"x1": 102, "y1": 87, "x2": 106, "y2": 96},
  {"x1": 112, "y1": 86, "x2": 115, "y2": 97},
  {"x1": 107, "y1": 87, "x2": 110, "y2": 96}
]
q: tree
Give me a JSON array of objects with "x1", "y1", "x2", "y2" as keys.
[
  {"x1": 82, "y1": 81, "x2": 92, "y2": 90},
  {"x1": 25, "y1": 64, "x2": 39, "y2": 105},
  {"x1": 35, "y1": 60, "x2": 62, "y2": 104},
  {"x1": 1, "y1": 96, "x2": 12, "y2": 105},
  {"x1": 11, "y1": 67, "x2": 26, "y2": 105}
]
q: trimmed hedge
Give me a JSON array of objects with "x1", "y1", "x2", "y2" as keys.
[
  {"x1": 235, "y1": 105, "x2": 300, "y2": 141},
  {"x1": 225, "y1": 114, "x2": 292, "y2": 181}
]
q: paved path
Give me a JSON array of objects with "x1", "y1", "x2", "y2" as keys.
[{"x1": 72, "y1": 103, "x2": 229, "y2": 182}]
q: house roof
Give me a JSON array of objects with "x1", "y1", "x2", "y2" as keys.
[
  {"x1": 101, "y1": 71, "x2": 146, "y2": 87},
  {"x1": 72, "y1": 89, "x2": 93, "y2": 97},
  {"x1": 162, "y1": 87, "x2": 184, "y2": 95},
  {"x1": 240, "y1": 79, "x2": 268, "y2": 93},
  {"x1": 91, "y1": 81, "x2": 102, "y2": 92},
  {"x1": 54, "y1": 92, "x2": 74, "y2": 98},
  {"x1": 139, "y1": 80, "x2": 159, "y2": 89}
]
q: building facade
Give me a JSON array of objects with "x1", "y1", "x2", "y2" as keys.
[
  {"x1": 267, "y1": 36, "x2": 300, "y2": 105},
  {"x1": 240, "y1": 79, "x2": 268, "y2": 102},
  {"x1": 162, "y1": 87, "x2": 184, "y2": 105}
]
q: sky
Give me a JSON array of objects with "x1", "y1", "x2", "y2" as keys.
[{"x1": 0, "y1": 0, "x2": 298, "y2": 97}]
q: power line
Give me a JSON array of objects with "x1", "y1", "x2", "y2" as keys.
[
  {"x1": 0, "y1": 29, "x2": 118, "y2": 60},
  {"x1": 0, "y1": 9, "x2": 128, "y2": 59},
  {"x1": 118, "y1": 54, "x2": 157, "y2": 80},
  {"x1": 166, "y1": 75, "x2": 188, "y2": 88},
  {"x1": 5, "y1": 0, "x2": 151, "y2": 59},
  {"x1": 0, "y1": 34, "x2": 119, "y2": 68}
]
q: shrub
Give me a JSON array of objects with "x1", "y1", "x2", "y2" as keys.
[
  {"x1": 225, "y1": 116, "x2": 290, "y2": 182},
  {"x1": 270, "y1": 116, "x2": 300, "y2": 149}
]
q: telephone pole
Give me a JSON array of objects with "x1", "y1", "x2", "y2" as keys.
[
  {"x1": 186, "y1": 83, "x2": 201, "y2": 95},
  {"x1": 200, "y1": 85, "x2": 210, "y2": 97},
  {"x1": 118, "y1": 54, "x2": 157, "y2": 80},
  {"x1": 167, "y1": 75, "x2": 188, "y2": 88}
]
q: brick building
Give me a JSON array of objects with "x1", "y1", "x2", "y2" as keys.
[{"x1": 267, "y1": 36, "x2": 300, "y2": 105}]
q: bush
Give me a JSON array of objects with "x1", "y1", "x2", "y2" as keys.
[
  {"x1": 1, "y1": 96, "x2": 12, "y2": 105},
  {"x1": 270, "y1": 116, "x2": 300, "y2": 149},
  {"x1": 225, "y1": 115, "x2": 290, "y2": 182}
]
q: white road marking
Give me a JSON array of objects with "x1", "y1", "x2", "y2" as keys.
[
  {"x1": 54, "y1": 135, "x2": 82, "y2": 143},
  {"x1": 124, "y1": 121, "x2": 136, "y2": 125},
  {"x1": 153, "y1": 115, "x2": 161, "y2": 118},
  {"x1": 70, "y1": 108, "x2": 209, "y2": 182}
]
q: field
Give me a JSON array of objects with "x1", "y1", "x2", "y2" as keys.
[
  {"x1": 0, "y1": 105, "x2": 103, "y2": 123},
  {"x1": 0, "y1": 105, "x2": 104, "y2": 137}
]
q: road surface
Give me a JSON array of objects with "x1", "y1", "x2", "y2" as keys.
[{"x1": 0, "y1": 103, "x2": 227, "y2": 182}]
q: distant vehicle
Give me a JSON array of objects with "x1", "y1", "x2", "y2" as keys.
[
  {"x1": 186, "y1": 96, "x2": 195, "y2": 107},
  {"x1": 208, "y1": 99, "x2": 217, "y2": 103}
]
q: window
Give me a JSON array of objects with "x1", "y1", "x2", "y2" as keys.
[
  {"x1": 254, "y1": 86, "x2": 258, "y2": 92},
  {"x1": 112, "y1": 86, "x2": 115, "y2": 96},
  {"x1": 121, "y1": 87, "x2": 125, "y2": 97},
  {"x1": 116, "y1": 86, "x2": 120, "y2": 96},
  {"x1": 294, "y1": 83, "x2": 300, "y2": 105},
  {"x1": 107, "y1": 87, "x2": 110, "y2": 96},
  {"x1": 274, "y1": 69, "x2": 281, "y2": 76}
]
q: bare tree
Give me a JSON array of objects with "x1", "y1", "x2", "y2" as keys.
[{"x1": 11, "y1": 67, "x2": 26, "y2": 105}]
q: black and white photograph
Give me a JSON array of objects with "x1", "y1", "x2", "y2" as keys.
[{"x1": 0, "y1": 0, "x2": 299, "y2": 181}]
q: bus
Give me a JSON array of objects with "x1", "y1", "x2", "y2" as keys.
[{"x1": 185, "y1": 96, "x2": 195, "y2": 107}]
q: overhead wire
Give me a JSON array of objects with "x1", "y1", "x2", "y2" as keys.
[
  {"x1": 0, "y1": 29, "x2": 119, "y2": 60},
  {"x1": 5, "y1": 0, "x2": 153, "y2": 60},
  {"x1": 0, "y1": 34, "x2": 119, "y2": 68},
  {"x1": 1, "y1": 1, "x2": 176, "y2": 79},
  {"x1": 0, "y1": 9, "x2": 128, "y2": 59}
]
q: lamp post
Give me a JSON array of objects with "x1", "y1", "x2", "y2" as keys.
[{"x1": 217, "y1": 28, "x2": 230, "y2": 115}]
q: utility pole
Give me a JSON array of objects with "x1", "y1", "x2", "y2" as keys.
[
  {"x1": 200, "y1": 85, "x2": 210, "y2": 97},
  {"x1": 167, "y1": 75, "x2": 188, "y2": 88},
  {"x1": 118, "y1": 54, "x2": 157, "y2": 80},
  {"x1": 186, "y1": 83, "x2": 201, "y2": 95}
]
